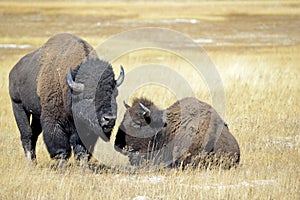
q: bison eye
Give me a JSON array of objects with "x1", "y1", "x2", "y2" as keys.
[{"x1": 145, "y1": 116, "x2": 151, "y2": 124}]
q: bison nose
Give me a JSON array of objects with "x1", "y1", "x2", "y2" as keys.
[{"x1": 101, "y1": 114, "x2": 116, "y2": 127}]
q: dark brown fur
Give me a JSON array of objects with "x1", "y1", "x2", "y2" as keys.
[{"x1": 115, "y1": 97, "x2": 240, "y2": 169}]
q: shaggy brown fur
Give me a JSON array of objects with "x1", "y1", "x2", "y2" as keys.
[
  {"x1": 115, "y1": 97, "x2": 240, "y2": 169},
  {"x1": 37, "y1": 33, "x2": 94, "y2": 121}
]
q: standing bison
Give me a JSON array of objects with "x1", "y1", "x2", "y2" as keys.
[
  {"x1": 9, "y1": 33, "x2": 124, "y2": 165},
  {"x1": 115, "y1": 97, "x2": 240, "y2": 169}
]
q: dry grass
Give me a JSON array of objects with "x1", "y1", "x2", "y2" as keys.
[{"x1": 0, "y1": 1, "x2": 299, "y2": 199}]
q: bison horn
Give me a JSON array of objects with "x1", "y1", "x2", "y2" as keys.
[
  {"x1": 123, "y1": 101, "x2": 131, "y2": 109},
  {"x1": 66, "y1": 68, "x2": 84, "y2": 93},
  {"x1": 116, "y1": 65, "x2": 125, "y2": 87},
  {"x1": 139, "y1": 103, "x2": 151, "y2": 117}
]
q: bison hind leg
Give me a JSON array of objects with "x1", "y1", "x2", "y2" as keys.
[
  {"x1": 11, "y1": 101, "x2": 41, "y2": 163},
  {"x1": 30, "y1": 115, "x2": 42, "y2": 160}
]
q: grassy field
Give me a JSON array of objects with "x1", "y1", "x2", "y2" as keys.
[{"x1": 0, "y1": 1, "x2": 299, "y2": 199}]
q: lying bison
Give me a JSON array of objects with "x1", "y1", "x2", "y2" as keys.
[
  {"x1": 115, "y1": 97, "x2": 240, "y2": 169},
  {"x1": 9, "y1": 33, "x2": 124, "y2": 165}
]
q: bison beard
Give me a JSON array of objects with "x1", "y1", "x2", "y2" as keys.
[
  {"x1": 9, "y1": 33, "x2": 124, "y2": 165},
  {"x1": 115, "y1": 97, "x2": 240, "y2": 169}
]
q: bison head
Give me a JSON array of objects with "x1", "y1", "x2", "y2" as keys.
[
  {"x1": 114, "y1": 98, "x2": 166, "y2": 152},
  {"x1": 67, "y1": 57, "x2": 124, "y2": 142}
]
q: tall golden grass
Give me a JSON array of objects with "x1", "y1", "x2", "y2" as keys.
[{"x1": 0, "y1": 1, "x2": 299, "y2": 199}]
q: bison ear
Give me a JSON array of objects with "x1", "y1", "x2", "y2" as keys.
[
  {"x1": 123, "y1": 101, "x2": 131, "y2": 109},
  {"x1": 66, "y1": 68, "x2": 84, "y2": 93},
  {"x1": 139, "y1": 103, "x2": 151, "y2": 118},
  {"x1": 116, "y1": 65, "x2": 125, "y2": 87}
]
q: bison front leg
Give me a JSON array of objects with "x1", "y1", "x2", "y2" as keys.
[
  {"x1": 12, "y1": 101, "x2": 41, "y2": 162},
  {"x1": 42, "y1": 120, "x2": 71, "y2": 167},
  {"x1": 70, "y1": 133, "x2": 91, "y2": 167}
]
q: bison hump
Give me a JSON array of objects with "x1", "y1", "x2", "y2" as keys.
[{"x1": 37, "y1": 33, "x2": 94, "y2": 119}]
